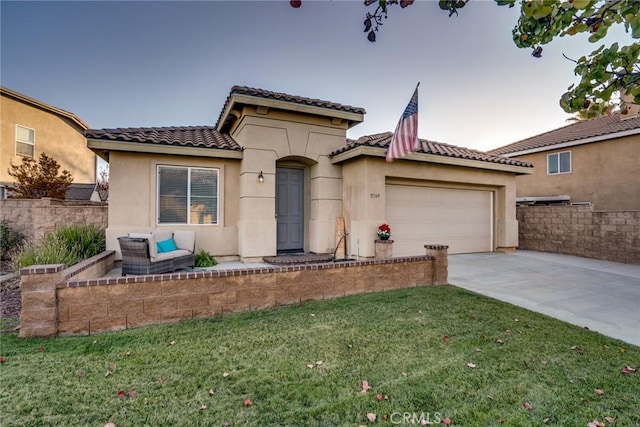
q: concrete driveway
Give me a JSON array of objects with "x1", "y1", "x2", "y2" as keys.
[{"x1": 448, "y1": 250, "x2": 640, "y2": 347}]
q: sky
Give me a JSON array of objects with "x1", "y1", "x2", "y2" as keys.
[{"x1": 1, "y1": 0, "x2": 633, "y2": 154}]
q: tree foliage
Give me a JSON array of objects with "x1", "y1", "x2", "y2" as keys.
[
  {"x1": 293, "y1": 0, "x2": 640, "y2": 118},
  {"x1": 7, "y1": 152, "x2": 73, "y2": 199}
]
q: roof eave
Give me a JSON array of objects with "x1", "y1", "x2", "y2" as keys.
[
  {"x1": 87, "y1": 138, "x2": 243, "y2": 160},
  {"x1": 1, "y1": 86, "x2": 89, "y2": 130},
  {"x1": 331, "y1": 146, "x2": 533, "y2": 175},
  {"x1": 498, "y1": 127, "x2": 640, "y2": 157},
  {"x1": 217, "y1": 93, "x2": 365, "y2": 133}
]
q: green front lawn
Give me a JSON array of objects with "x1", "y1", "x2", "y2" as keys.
[{"x1": 1, "y1": 286, "x2": 638, "y2": 426}]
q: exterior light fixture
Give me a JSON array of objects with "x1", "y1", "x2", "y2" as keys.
[{"x1": 258, "y1": 171, "x2": 264, "y2": 183}]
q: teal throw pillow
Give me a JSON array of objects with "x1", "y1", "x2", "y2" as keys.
[{"x1": 157, "y1": 238, "x2": 178, "y2": 253}]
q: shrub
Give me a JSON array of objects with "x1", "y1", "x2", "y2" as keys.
[
  {"x1": 0, "y1": 221, "x2": 26, "y2": 261},
  {"x1": 16, "y1": 225, "x2": 105, "y2": 268},
  {"x1": 7, "y1": 152, "x2": 73, "y2": 199},
  {"x1": 195, "y1": 249, "x2": 217, "y2": 267}
]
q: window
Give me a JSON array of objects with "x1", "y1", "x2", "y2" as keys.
[
  {"x1": 16, "y1": 125, "x2": 35, "y2": 158},
  {"x1": 157, "y1": 166, "x2": 218, "y2": 225},
  {"x1": 547, "y1": 151, "x2": 571, "y2": 175}
]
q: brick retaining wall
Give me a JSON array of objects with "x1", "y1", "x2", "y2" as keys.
[
  {"x1": 0, "y1": 198, "x2": 108, "y2": 243},
  {"x1": 20, "y1": 245, "x2": 449, "y2": 337},
  {"x1": 517, "y1": 206, "x2": 639, "y2": 264}
]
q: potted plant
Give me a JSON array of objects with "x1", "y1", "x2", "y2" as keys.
[{"x1": 377, "y1": 223, "x2": 391, "y2": 241}]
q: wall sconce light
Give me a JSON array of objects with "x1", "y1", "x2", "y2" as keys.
[{"x1": 258, "y1": 171, "x2": 264, "y2": 183}]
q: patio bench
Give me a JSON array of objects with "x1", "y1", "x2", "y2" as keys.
[{"x1": 118, "y1": 230, "x2": 195, "y2": 275}]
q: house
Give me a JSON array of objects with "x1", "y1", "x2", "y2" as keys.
[
  {"x1": 86, "y1": 86, "x2": 532, "y2": 261},
  {"x1": 489, "y1": 111, "x2": 640, "y2": 210},
  {"x1": 0, "y1": 86, "x2": 97, "y2": 199}
]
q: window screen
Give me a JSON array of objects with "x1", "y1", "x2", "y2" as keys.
[
  {"x1": 16, "y1": 125, "x2": 35, "y2": 158},
  {"x1": 158, "y1": 166, "x2": 218, "y2": 225}
]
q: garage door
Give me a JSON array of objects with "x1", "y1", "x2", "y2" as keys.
[{"x1": 386, "y1": 185, "x2": 493, "y2": 256}]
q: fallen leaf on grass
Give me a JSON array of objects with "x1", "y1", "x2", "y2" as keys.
[
  {"x1": 117, "y1": 390, "x2": 126, "y2": 398},
  {"x1": 223, "y1": 372, "x2": 230, "y2": 378},
  {"x1": 505, "y1": 329, "x2": 511, "y2": 334},
  {"x1": 128, "y1": 390, "x2": 136, "y2": 398},
  {"x1": 361, "y1": 380, "x2": 372, "y2": 393},
  {"x1": 307, "y1": 364, "x2": 314, "y2": 369},
  {"x1": 310, "y1": 313, "x2": 315, "y2": 317},
  {"x1": 0, "y1": 357, "x2": 5, "y2": 363},
  {"x1": 443, "y1": 335, "x2": 449, "y2": 342},
  {"x1": 442, "y1": 417, "x2": 451, "y2": 425},
  {"x1": 199, "y1": 404, "x2": 208, "y2": 411},
  {"x1": 495, "y1": 339, "x2": 504, "y2": 345},
  {"x1": 209, "y1": 389, "x2": 215, "y2": 395},
  {"x1": 619, "y1": 348, "x2": 626, "y2": 353},
  {"x1": 376, "y1": 393, "x2": 383, "y2": 401},
  {"x1": 37, "y1": 346, "x2": 45, "y2": 352},
  {"x1": 604, "y1": 416, "x2": 615, "y2": 424},
  {"x1": 570, "y1": 345, "x2": 585, "y2": 354},
  {"x1": 76, "y1": 371, "x2": 85, "y2": 377},
  {"x1": 523, "y1": 402, "x2": 533, "y2": 410},
  {"x1": 244, "y1": 399, "x2": 252, "y2": 407},
  {"x1": 401, "y1": 372, "x2": 407, "y2": 376},
  {"x1": 157, "y1": 377, "x2": 164, "y2": 383},
  {"x1": 105, "y1": 423, "x2": 116, "y2": 427},
  {"x1": 497, "y1": 417, "x2": 507, "y2": 423},
  {"x1": 594, "y1": 389, "x2": 604, "y2": 395},
  {"x1": 467, "y1": 363, "x2": 476, "y2": 368},
  {"x1": 315, "y1": 360, "x2": 323, "y2": 366},
  {"x1": 587, "y1": 420, "x2": 605, "y2": 427},
  {"x1": 366, "y1": 413, "x2": 376, "y2": 422},
  {"x1": 543, "y1": 418, "x2": 549, "y2": 424},
  {"x1": 169, "y1": 341, "x2": 176, "y2": 346}
]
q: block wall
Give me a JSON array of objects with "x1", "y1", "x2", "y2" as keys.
[
  {"x1": 516, "y1": 206, "x2": 639, "y2": 264},
  {"x1": 19, "y1": 247, "x2": 449, "y2": 337},
  {"x1": 0, "y1": 198, "x2": 108, "y2": 244}
]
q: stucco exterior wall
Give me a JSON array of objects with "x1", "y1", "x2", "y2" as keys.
[
  {"x1": 106, "y1": 151, "x2": 240, "y2": 259},
  {"x1": 511, "y1": 135, "x2": 640, "y2": 210},
  {"x1": 342, "y1": 157, "x2": 520, "y2": 257},
  {"x1": 230, "y1": 108, "x2": 349, "y2": 260},
  {"x1": 0, "y1": 94, "x2": 95, "y2": 185}
]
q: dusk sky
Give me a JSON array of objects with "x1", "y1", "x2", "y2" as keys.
[{"x1": 1, "y1": 1, "x2": 632, "y2": 152}]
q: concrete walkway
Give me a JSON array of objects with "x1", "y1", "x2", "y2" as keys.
[{"x1": 448, "y1": 250, "x2": 640, "y2": 347}]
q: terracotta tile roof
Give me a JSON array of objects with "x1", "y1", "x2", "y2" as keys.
[
  {"x1": 331, "y1": 132, "x2": 532, "y2": 167},
  {"x1": 85, "y1": 126, "x2": 242, "y2": 151},
  {"x1": 489, "y1": 114, "x2": 640, "y2": 156},
  {"x1": 215, "y1": 85, "x2": 366, "y2": 129}
]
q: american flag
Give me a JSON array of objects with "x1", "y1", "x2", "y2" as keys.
[{"x1": 386, "y1": 84, "x2": 420, "y2": 162}]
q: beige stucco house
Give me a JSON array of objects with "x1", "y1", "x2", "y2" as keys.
[
  {"x1": 1, "y1": 86, "x2": 97, "y2": 198},
  {"x1": 87, "y1": 86, "x2": 532, "y2": 261},
  {"x1": 489, "y1": 111, "x2": 640, "y2": 210}
]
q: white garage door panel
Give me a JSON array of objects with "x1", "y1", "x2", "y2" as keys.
[{"x1": 386, "y1": 185, "x2": 492, "y2": 256}]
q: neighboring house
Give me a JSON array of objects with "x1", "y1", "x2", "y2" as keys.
[
  {"x1": 0, "y1": 86, "x2": 97, "y2": 199},
  {"x1": 489, "y1": 112, "x2": 640, "y2": 210},
  {"x1": 86, "y1": 85, "x2": 532, "y2": 261}
]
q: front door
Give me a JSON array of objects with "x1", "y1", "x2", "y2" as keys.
[{"x1": 276, "y1": 167, "x2": 304, "y2": 253}]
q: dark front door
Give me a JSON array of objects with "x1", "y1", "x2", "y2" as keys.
[{"x1": 276, "y1": 167, "x2": 304, "y2": 252}]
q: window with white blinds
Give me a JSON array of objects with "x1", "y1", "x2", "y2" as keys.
[
  {"x1": 16, "y1": 125, "x2": 35, "y2": 158},
  {"x1": 157, "y1": 166, "x2": 218, "y2": 225}
]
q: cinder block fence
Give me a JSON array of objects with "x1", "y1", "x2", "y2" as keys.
[{"x1": 20, "y1": 245, "x2": 449, "y2": 337}]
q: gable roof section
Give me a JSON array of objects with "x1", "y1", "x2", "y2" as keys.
[
  {"x1": 85, "y1": 126, "x2": 243, "y2": 159},
  {"x1": 331, "y1": 132, "x2": 532, "y2": 169},
  {"x1": 489, "y1": 114, "x2": 640, "y2": 157},
  {"x1": 1, "y1": 86, "x2": 89, "y2": 131},
  {"x1": 216, "y1": 85, "x2": 366, "y2": 132}
]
